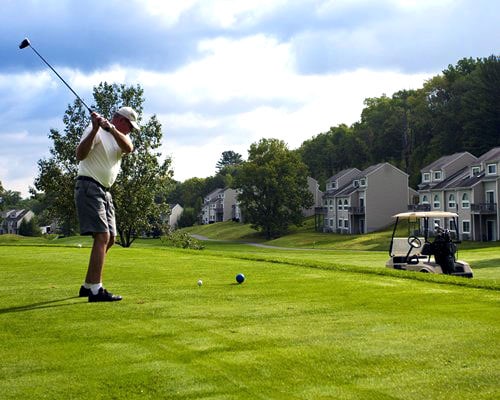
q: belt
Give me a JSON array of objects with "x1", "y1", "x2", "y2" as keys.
[{"x1": 77, "y1": 176, "x2": 109, "y2": 191}]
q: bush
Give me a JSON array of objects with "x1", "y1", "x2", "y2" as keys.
[
  {"x1": 19, "y1": 217, "x2": 41, "y2": 237},
  {"x1": 160, "y1": 230, "x2": 204, "y2": 250},
  {"x1": 177, "y1": 207, "x2": 199, "y2": 228}
]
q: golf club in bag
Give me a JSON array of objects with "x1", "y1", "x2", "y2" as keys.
[{"x1": 19, "y1": 37, "x2": 93, "y2": 113}]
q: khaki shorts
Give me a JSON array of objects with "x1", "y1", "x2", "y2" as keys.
[{"x1": 74, "y1": 179, "x2": 116, "y2": 236}]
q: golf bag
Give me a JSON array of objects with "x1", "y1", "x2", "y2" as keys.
[{"x1": 431, "y1": 228, "x2": 457, "y2": 274}]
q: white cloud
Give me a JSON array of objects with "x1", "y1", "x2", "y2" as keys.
[
  {"x1": 141, "y1": 0, "x2": 199, "y2": 25},
  {"x1": 141, "y1": 0, "x2": 289, "y2": 28}
]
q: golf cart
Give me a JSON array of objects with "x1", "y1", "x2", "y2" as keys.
[{"x1": 386, "y1": 211, "x2": 473, "y2": 278}]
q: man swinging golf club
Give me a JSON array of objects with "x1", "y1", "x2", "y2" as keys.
[{"x1": 75, "y1": 107, "x2": 138, "y2": 302}]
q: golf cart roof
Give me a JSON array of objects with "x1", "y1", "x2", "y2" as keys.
[{"x1": 393, "y1": 211, "x2": 459, "y2": 219}]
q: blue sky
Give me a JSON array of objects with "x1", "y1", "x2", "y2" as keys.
[{"x1": 1, "y1": 0, "x2": 498, "y2": 196}]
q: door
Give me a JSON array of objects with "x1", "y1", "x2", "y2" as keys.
[{"x1": 486, "y1": 220, "x2": 497, "y2": 241}]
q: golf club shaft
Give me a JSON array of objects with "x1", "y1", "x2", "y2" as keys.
[{"x1": 28, "y1": 45, "x2": 92, "y2": 113}]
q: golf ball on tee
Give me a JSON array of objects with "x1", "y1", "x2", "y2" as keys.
[
  {"x1": 197, "y1": 279, "x2": 203, "y2": 287},
  {"x1": 236, "y1": 273, "x2": 245, "y2": 284}
]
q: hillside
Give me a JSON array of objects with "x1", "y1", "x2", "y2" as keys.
[{"x1": 181, "y1": 219, "x2": 498, "y2": 251}]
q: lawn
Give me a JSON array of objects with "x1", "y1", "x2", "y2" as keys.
[{"x1": 0, "y1": 241, "x2": 499, "y2": 399}]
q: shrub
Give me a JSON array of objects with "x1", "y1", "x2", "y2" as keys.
[{"x1": 160, "y1": 230, "x2": 204, "y2": 250}]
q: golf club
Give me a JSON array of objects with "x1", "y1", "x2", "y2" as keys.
[{"x1": 19, "y1": 37, "x2": 92, "y2": 113}]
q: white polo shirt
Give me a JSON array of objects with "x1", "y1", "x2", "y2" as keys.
[{"x1": 77, "y1": 124, "x2": 123, "y2": 188}]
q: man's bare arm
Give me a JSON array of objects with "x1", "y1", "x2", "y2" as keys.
[
  {"x1": 76, "y1": 113, "x2": 100, "y2": 161},
  {"x1": 105, "y1": 123, "x2": 134, "y2": 154}
]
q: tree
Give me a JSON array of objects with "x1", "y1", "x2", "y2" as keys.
[
  {"x1": 19, "y1": 216, "x2": 41, "y2": 237},
  {"x1": 461, "y1": 55, "x2": 500, "y2": 153},
  {"x1": 0, "y1": 181, "x2": 4, "y2": 209},
  {"x1": 215, "y1": 150, "x2": 243, "y2": 173},
  {"x1": 234, "y1": 138, "x2": 313, "y2": 239},
  {"x1": 0, "y1": 189, "x2": 22, "y2": 209},
  {"x1": 177, "y1": 207, "x2": 198, "y2": 228},
  {"x1": 298, "y1": 124, "x2": 367, "y2": 187},
  {"x1": 111, "y1": 113, "x2": 173, "y2": 246},
  {"x1": 34, "y1": 82, "x2": 173, "y2": 245}
]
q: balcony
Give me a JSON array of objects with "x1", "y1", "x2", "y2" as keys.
[
  {"x1": 408, "y1": 204, "x2": 431, "y2": 211},
  {"x1": 347, "y1": 206, "x2": 365, "y2": 215},
  {"x1": 471, "y1": 203, "x2": 497, "y2": 214},
  {"x1": 315, "y1": 207, "x2": 328, "y2": 215}
]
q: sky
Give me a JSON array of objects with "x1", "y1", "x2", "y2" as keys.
[{"x1": 0, "y1": 0, "x2": 498, "y2": 197}]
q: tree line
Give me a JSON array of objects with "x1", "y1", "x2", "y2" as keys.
[{"x1": 297, "y1": 55, "x2": 500, "y2": 188}]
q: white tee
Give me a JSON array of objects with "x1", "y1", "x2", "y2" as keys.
[{"x1": 77, "y1": 125, "x2": 123, "y2": 188}]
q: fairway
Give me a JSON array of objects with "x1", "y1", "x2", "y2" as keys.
[{"x1": 0, "y1": 244, "x2": 499, "y2": 399}]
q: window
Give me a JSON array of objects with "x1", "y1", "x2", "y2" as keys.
[
  {"x1": 329, "y1": 219, "x2": 334, "y2": 227},
  {"x1": 423, "y1": 173, "x2": 430, "y2": 182},
  {"x1": 448, "y1": 194, "x2": 456, "y2": 209},
  {"x1": 433, "y1": 171, "x2": 442, "y2": 181},
  {"x1": 353, "y1": 180, "x2": 360, "y2": 188},
  {"x1": 338, "y1": 219, "x2": 342, "y2": 228},
  {"x1": 422, "y1": 195, "x2": 429, "y2": 204},
  {"x1": 331, "y1": 182, "x2": 337, "y2": 189},
  {"x1": 462, "y1": 221, "x2": 470, "y2": 233},
  {"x1": 487, "y1": 164, "x2": 497, "y2": 175},
  {"x1": 338, "y1": 199, "x2": 343, "y2": 210},
  {"x1": 344, "y1": 199, "x2": 349, "y2": 208},
  {"x1": 461, "y1": 193, "x2": 470, "y2": 208},
  {"x1": 360, "y1": 178, "x2": 366, "y2": 187},
  {"x1": 471, "y1": 166, "x2": 480, "y2": 176},
  {"x1": 433, "y1": 195, "x2": 440, "y2": 209},
  {"x1": 344, "y1": 220, "x2": 349, "y2": 228}
]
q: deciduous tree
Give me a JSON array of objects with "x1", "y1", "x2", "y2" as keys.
[
  {"x1": 234, "y1": 138, "x2": 313, "y2": 239},
  {"x1": 34, "y1": 83, "x2": 173, "y2": 244}
]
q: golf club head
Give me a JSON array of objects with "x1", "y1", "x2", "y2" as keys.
[{"x1": 19, "y1": 38, "x2": 31, "y2": 49}]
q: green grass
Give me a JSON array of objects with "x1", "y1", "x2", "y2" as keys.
[{"x1": 0, "y1": 241, "x2": 499, "y2": 399}]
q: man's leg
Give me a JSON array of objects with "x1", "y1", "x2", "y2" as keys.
[
  {"x1": 85, "y1": 232, "x2": 110, "y2": 284},
  {"x1": 85, "y1": 232, "x2": 122, "y2": 302},
  {"x1": 106, "y1": 235, "x2": 115, "y2": 253}
]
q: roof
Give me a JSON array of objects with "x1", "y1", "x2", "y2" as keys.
[
  {"x1": 421, "y1": 152, "x2": 475, "y2": 173},
  {"x1": 205, "y1": 188, "x2": 224, "y2": 199},
  {"x1": 326, "y1": 168, "x2": 360, "y2": 182},
  {"x1": 393, "y1": 211, "x2": 458, "y2": 219},
  {"x1": 429, "y1": 166, "x2": 472, "y2": 190},
  {"x1": 477, "y1": 147, "x2": 500, "y2": 163},
  {"x1": 336, "y1": 183, "x2": 359, "y2": 197},
  {"x1": 2, "y1": 209, "x2": 28, "y2": 220},
  {"x1": 324, "y1": 178, "x2": 359, "y2": 197},
  {"x1": 360, "y1": 163, "x2": 385, "y2": 176}
]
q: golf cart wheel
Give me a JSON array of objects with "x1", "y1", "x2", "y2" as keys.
[{"x1": 419, "y1": 269, "x2": 430, "y2": 273}]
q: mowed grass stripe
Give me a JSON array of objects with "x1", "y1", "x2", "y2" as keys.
[{"x1": 0, "y1": 246, "x2": 499, "y2": 399}]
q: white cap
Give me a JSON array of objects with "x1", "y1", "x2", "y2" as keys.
[{"x1": 116, "y1": 107, "x2": 140, "y2": 130}]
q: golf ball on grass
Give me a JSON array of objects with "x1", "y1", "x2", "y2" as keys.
[
  {"x1": 197, "y1": 279, "x2": 203, "y2": 287},
  {"x1": 236, "y1": 273, "x2": 245, "y2": 284}
]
